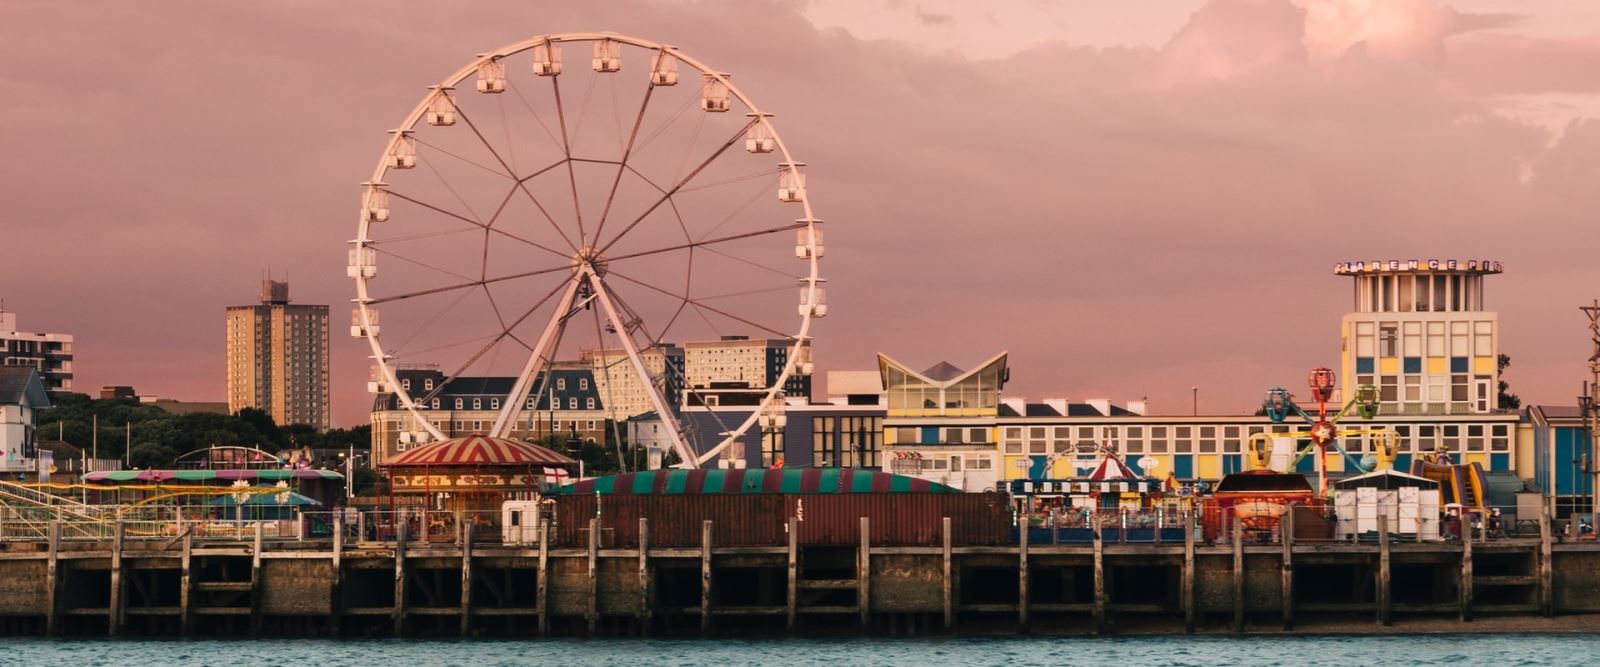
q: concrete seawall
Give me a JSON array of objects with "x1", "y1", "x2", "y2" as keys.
[{"x1": 3, "y1": 517, "x2": 1599, "y2": 637}]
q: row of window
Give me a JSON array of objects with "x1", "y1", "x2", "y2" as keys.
[
  {"x1": 409, "y1": 396, "x2": 598, "y2": 410},
  {"x1": 400, "y1": 377, "x2": 590, "y2": 392},
  {"x1": 808, "y1": 416, "x2": 883, "y2": 468},
  {"x1": 1355, "y1": 320, "x2": 1493, "y2": 359},
  {"x1": 997, "y1": 423, "x2": 1514, "y2": 455},
  {"x1": 1353, "y1": 274, "x2": 1484, "y2": 313}
]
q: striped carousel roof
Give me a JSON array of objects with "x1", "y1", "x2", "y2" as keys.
[
  {"x1": 379, "y1": 435, "x2": 577, "y2": 468},
  {"x1": 1086, "y1": 455, "x2": 1140, "y2": 481}
]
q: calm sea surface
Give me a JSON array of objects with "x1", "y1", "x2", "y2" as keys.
[{"x1": 5, "y1": 635, "x2": 1599, "y2": 666}]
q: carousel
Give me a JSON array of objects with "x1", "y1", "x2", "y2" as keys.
[{"x1": 378, "y1": 434, "x2": 578, "y2": 542}]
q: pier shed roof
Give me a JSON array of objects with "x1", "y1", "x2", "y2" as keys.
[{"x1": 553, "y1": 468, "x2": 958, "y2": 495}]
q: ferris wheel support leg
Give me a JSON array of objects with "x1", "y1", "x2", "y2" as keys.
[
  {"x1": 588, "y1": 272, "x2": 699, "y2": 468},
  {"x1": 490, "y1": 279, "x2": 583, "y2": 438}
]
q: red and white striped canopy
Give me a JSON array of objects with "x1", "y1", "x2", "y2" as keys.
[
  {"x1": 1086, "y1": 455, "x2": 1139, "y2": 481},
  {"x1": 380, "y1": 435, "x2": 577, "y2": 468}
]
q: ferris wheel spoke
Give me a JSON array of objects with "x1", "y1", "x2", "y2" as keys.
[
  {"x1": 412, "y1": 137, "x2": 518, "y2": 182},
  {"x1": 549, "y1": 76, "x2": 589, "y2": 248},
  {"x1": 596, "y1": 117, "x2": 761, "y2": 255},
  {"x1": 591, "y1": 78, "x2": 657, "y2": 245},
  {"x1": 367, "y1": 262, "x2": 576, "y2": 306},
  {"x1": 588, "y1": 272, "x2": 696, "y2": 466},
  {"x1": 452, "y1": 104, "x2": 583, "y2": 252},
  {"x1": 414, "y1": 278, "x2": 573, "y2": 407},
  {"x1": 382, "y1": 188, "x2": 571, "y2": 261},
  {"x1": 702, "y1": 243, "x2": 805, "y2": 281},
  {"x1": 368, "y1": 244, "x2": 478, "y2": 283},
  {"x1": 604, "y1": 269, "x2": 793, "y2": 340},
  {"x1": 603, "y1": 221, "x2": 805, "y2": 265},
  {"x1": 492, "y1": 278, "x2": 585, "y2": 436}
]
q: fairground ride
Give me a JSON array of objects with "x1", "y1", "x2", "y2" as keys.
[{"x1": 1247, "y1": 367, "x2": 1398, "y2": 495}]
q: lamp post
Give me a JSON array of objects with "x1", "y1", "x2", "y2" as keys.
[
  {"x1": 1581, "y1": 300, "x2": 1600, "y2": 533},
  {"x1": 1191, "y1": 386, "x2": 1199, "y2": 417},
  {"x1": 1582, "y1": 386, "x2": 1597, "y2": 532}
]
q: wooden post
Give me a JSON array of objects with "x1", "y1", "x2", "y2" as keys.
[
  {"x1": 786, "y1": 516, "x2": 798, "y2": 633},
  {"x1": 179, "y1": 529, "x2": 193, "y2": 638},
  {"x1": 1092, "y1": 517, "x2": 1105, "y2": 634},
  {"x1": 331, "y1": 512, "x2": 343, "y2": 638},
  {"x1": 1377, "y1": 512, "x2": 1391, "y2": 626},
  {"x1": 1183, "y1": 507, "x2": 1195, "y2": 634},
  {"x1": 1460, "y1": 522, "x2": 1473, "y2": 622},
  {"x1": 942, "y1": 516, "x2": 953, "y2": 631},
  {"x1": 700, "y1": 520, "x2": 713, "y2": 635},
  {"x1": 250, "y1": 521, "x2": 263, "y2": 638},
  {"x1": 639, "y1": 517, "x2": 652, "y2": 634},
  {"x1": 1539, "y1": 507, "x2": 1554, "y2": 617},
  {"x1": 587, "y1": 517, "x2": 599, "y2": 636},
  {"x1": 393, "y1": 509, "x2": 408, "y2": 637},
  {"x1": 1232, "y1": 514, "x2": 1244, "y2": 633},
  {"x1": 1280, "y1": 508, "x2": 1293, "y2": 630},
  {"x1": 45, "y1": 521, "x2": 60, "y2": 638},
  {"x1": 109, "y1": 520, "x2": 125, "y2": 637},
  {"x1": 1018, "y1": 516, "x2": 1030, "y2": 632},
  {"x1": 858, "y1": 517, "x2": 870, "y2": 627},
  {"x1": 460, "y1": 520, "x2": 473, "y2": 637},
  {"x1": 536, "y1": 520, "x2": 549, "y2": 636}
]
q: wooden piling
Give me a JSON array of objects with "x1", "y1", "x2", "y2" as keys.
[
  {"x1": 1281, "y1": 509, "x2": 1293, "y2": 630},
  {"x1": 1539, "y1": 507, "x2": 1553, "y2": 617},
  {"x1": 1092, "y1": 517, "x2": 1105, "y2": 635},
  {"x1": 179, "y1": 529, "x2": 193, "y2": 637},
  {"x1": 700, "y1": 520, "x2": 713, "y2": 635},
  {"x1": 1018, "y1": 517, "x2": 1030, "y2": 632},
  {"x1": 1232, "y1": 514, "x2": 1244, "y2": 633},
  {"x1": 331, "y1": 512, "x2": 343, "y2": 637},
  {"x1": 45, "y1": 521, "x2": 59, "y2": 638},
  {"x1": 786, "y1": 516, "x2": 798, "y2": 633},
  {"x1": 858, "y1": 517, "x2": 871, "y2": 627},
  {"x1": 536, "y1": 520, "x2": 549, "y2": 636},
  {"x1": 393, "y1": 510, "x2": 408, "y2": 637},
  {"x1": 1183, "y1": 508, "x2": 1195, "y2": 634},
  {"x1": 942, "y1": 517, "x2": 953, "y2": 631},
  {"x1": 639, "y1": 518, "x2": 652, "y2": 634},
  {"x1": 1460, "y1": 524, "x2": 1473, "y2": 622},
  {"x1": 109, "y1": 520, "x2": 125, "y2": 637},
  {"x1": 460, "y1": 521, "x2": 473, "y2": 637},
  {"x1": 250, "y1": 521, "x2": 263, "y2": 638},
  {"x1": 1377, "y1": 512, "x2": 1391, "y2": 626},
  {"x1": 587, "y1": 517, "x2": 599, "y2": 635}
]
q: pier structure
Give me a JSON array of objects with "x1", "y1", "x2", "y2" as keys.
[{"x1": 4, "y1": 509, "x2": 1600, "y2": 637}]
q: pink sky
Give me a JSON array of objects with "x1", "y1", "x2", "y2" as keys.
[{"x1": 2, "y1": 0, "x2": 1599, "y2": 426}]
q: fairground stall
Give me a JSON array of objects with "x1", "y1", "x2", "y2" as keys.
[
  {"x1": 378, "y1": 434, "x2": 578, "y2": 543},
  {"x1": 1006, "y1": 448, "x2": 1186, "y2": 543}
]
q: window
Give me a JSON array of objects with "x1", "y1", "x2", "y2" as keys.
[
  {"x1": 813, "y1": 417, "x2": 838, "y2": 466},
  {"x1": 1398, "y1": 275, "x2": 1413, "y2": 312},
  {"x1": 557, "y1": 378, "x2": 566, "y2": 390},
  {"x1": 587, "y1": 420, "x2": 597, "y2": 430},
  {"x1": 1028, "y1": 427, "x2": 1047, "y2": 454},
  {"x1": 586, "y1": 398, "x2": 596, "y2": 409},
  {"x1": 568, "y1": 397, "x2": 578, "y2": 410},
  {"x1": 401, "y1": 378, "x2": 411, "y2": 390},
  {"x1": 1150, "y1": 426, "x2": 1168, "y2": 454},
  {"x1": 490, "y1": 398, "x2": 499, "y2": 409},
  {"x1": 1002, "y1": 426, "x2": 1022, "y2": 454},
  {"x1": 1427, "y1": 322, "x2": 1446, "y2": 357},
  {"x1": 1474, "y1": 321, "x2": 1493, "y2": 357},
  {"x1": 455, "y1": 398, "x2": 464, "y2": 410},
  {"x1": 969, "y1": 427, "x2": 989, "y2": 443},
  {"x1": 425, "y1": 378, "x2": 435, "y2": 391},
  {"x1": 431, "y1": 398, "x2": 440, "y2": 409},
  {"x1": 762, "y1": 429, "x2": 785, "y2": 467},
  {"x1": 580, "y1": 378, "x2": 589, "y2": 390},
  {"x1": 1379, "y1": 324, "x2": 1399, "y2": 357},
  {"x1": 472, "y1": 398, "x2": 482, "y2": 410}
]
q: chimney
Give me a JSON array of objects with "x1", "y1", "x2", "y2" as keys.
[
  {"x1": 1086, "y1": 398, "x2": 1111, "y2": 416},
  {"x1": 1043, "y1": 398, "x2": 1068, "y2": 416},
  {"x1": 1126, "y1": 399, "x2": 1148, "y2": 416},
  {"x1": 1001, "y1": 397, "x2": 1027, "y2": 416}
]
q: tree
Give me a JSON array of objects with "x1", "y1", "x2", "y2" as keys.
[
  {"x1": 128, "y1": 442, "x2": 179, "y2": 469},
  {"x1": 1497, "y1": 354, "x2": 1521, "y2": 409}
]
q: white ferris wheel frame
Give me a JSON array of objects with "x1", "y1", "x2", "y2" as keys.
[{"x1": 352, "y1": 32, "x2": 823, "y2": 469}]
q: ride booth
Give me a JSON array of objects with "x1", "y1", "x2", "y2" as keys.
[
  {"x1": 1008, "y1": 453, "x2": 1185, "y2": 543},
  {"x1": 1331, "y1": 469, "x2": 1441, "y2": 541}
]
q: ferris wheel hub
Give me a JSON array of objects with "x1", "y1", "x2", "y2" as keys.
[{"x1": 572, "y1": 245, "x2": 609, "y2": 278}]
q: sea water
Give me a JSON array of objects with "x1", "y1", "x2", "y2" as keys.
[{"x1": 5, "y1": 635, "x2": 1599, "y2": 667}]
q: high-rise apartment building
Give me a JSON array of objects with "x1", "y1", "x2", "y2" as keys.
[
  {"x1": 0, "y1": 310, "x2": 74, "y2": 393},
  {"x1": 684, "y1": 336, "x2": 811, "y2": 399},
  {"x1": 226, "y1": 281, "x2": 330, "y2": 430},
  {"x1": 584, "y1": 345, "x2": 683, "y2": 420}
]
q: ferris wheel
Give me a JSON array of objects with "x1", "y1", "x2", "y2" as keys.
[{"x1": 350, "y1": 33, "x2": 825, "y2": 469}]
